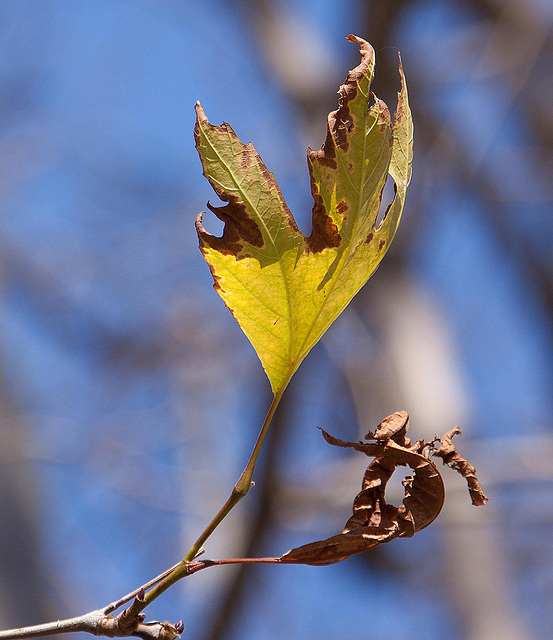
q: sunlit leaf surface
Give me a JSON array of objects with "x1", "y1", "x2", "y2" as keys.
[{"x1": 195, "y1": 35, "x2": 413, "y2": 393}]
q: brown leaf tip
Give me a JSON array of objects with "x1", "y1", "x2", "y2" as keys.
[
  {"x1": 345, "y1": 34, "x2": 376, "y2": 88},
  {"x1": 394, "y1": 53, "x2": 408, "y2": 125},
  {"x1": 194, "y1": 100, "x2": 206, "y2": 122},
  {"x1": 322, "y1": 35, "x2": 375, "y2": 156},
  {"x1": 431, "y1": 428, "x2": 489, "y2": 506},
  {"x1": 306, "y1": 193, "x2": 342, "y2": 253}
]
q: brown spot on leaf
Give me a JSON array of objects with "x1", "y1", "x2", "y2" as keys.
[
  {"x1": 377, "y1": 100, "x2": 392, "y2": 133},
  {"x1": 308, "y1": 136, "x2": 337, "y2": 170},
  {"x1": 240, "y1": 147, "x2": 254, "y2": 170},
  {"x1": 306, "y1": 190, "x2": 341, "y2": 253},
  {"x1": 196, "y1": 203, "x2": 263, "y2": 258},
  {"x1": 366, "y1": 231, "x2": 374, "y2": 244},
  {"x1": 378, "y1": 238, "x2": 386, "y2": 251},
  {"x1": 336, "y1": 200, "x2": 348, "y2": 216},
  {"x1": 334, "y1": 112, "x2": 353, "y2": 150},
  {"x1": 211, "y1": 269, "x2": 222, "y2": 292},
  {"x1": 280, "y1": 411, "x2": 486, "y2": 566},
  {"x1": 257, "y1": 160, "x2": 301, "y2": 236}
]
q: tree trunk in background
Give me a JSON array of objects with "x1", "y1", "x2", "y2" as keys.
[{"x1": 0, "y1": 365, "x2": 52, "y2": 627}]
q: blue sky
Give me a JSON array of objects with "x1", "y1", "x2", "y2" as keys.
[{"x1": 1, "y1": 1, "x2": 552, "y2": 638}]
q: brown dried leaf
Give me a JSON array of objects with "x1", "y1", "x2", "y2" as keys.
[
  {"x1": 280, "y1": 411, "x2": 486, "y2": 566},
  {"x1": 431, "y1": 427, "x2": 488, "y2": 506},
  {"x1": 280, "y1": 526, "x2": 401, "y2": 566},
  {"x1": 366, "y1": 409, "x2": 410, "y2": 445}
]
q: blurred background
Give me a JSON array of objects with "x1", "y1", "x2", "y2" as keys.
[{"x1": 1, "y1": 1, "x2": 552, "y2": 638}]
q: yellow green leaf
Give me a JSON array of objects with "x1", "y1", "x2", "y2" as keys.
[{"x1": 195, "y1": 35, "x2": 413, "y2": 394}]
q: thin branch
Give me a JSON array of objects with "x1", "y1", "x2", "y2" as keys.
[
  {"x1": 1, "y1": 388, "x2": 288, "y2": 640},
  {"x1": 0, "y1": 558, "x2": 282, "y2": 640},
  {"x1": 1, "y1": 370, "x2": 288, "y2": 640},
  {"x1": 0, "y1": 609, "x2": 182, "y2": 640},
  {"x1": 204, "y1": 379, "x2": 289, "y2": 640},
  {"x1": 0, "y1": 611, "x2": 105, "y2": 640},
  {"x1": 103, "y1": 563, "x2": 181, "y2": 614},
  {"x1": 118, "y1": 384, "x2": 288, "y2": 624},
  {"x1": 0, "y1": 609, "x2": 180, "y2": 640},
  {"x1": 0, "y1": 562, "x2": 182, "y2": 640}
]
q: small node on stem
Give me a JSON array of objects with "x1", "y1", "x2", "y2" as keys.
[
  {"x1": 175, "y1": 620, "x2": 185, "y2": 634},
  {"x1": 232, "y1": 477, "x2": 252, "y2": 498},
  {"x1": 118, "y1": 588, "x2": 148, "y2": 631}
]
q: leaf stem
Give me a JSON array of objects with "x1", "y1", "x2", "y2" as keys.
[{"x1": 129, "y1": 382, "x2": 289, "y2": 614}]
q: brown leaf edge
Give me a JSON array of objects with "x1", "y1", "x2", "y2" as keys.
[{"x1": 280, "y1": 411, "x2": 488, "y2": 566}]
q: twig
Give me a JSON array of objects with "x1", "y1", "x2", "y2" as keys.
[
  {"x1": 0, "y1": 385, "x2": 287, "y2": 640},
  {"x1": 103, "y1": 563, "x2": 181, "y2": 614},
  {"x1": 204, "y1": 376, "x2": 288, "y2": 640},
  {"x1": 120, "y1": 386, "x2": 288, "y2": 621},
  {"x1": 0, "y1": 609, "x2": 179, "y2": 640},
  {"x1": 0, "y1": 558, "x2": 281, "y2": 640},
  {"x1": 0, "y1": 563, "x2": 181, "y2": 640}
]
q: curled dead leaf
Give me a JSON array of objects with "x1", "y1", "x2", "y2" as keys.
[
  {"x1": 281, "y1": 411, "x2": 487, "y2": 566},
  {"x1": 431, "y1": 427, "x2": 488, "y2": 506}
]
